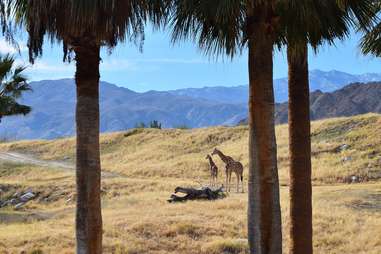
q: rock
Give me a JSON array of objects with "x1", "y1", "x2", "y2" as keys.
[
  {"x1": 368, "y1": 170, "x2": 381, "y2": 179},
  {"x1": 9, "y1": 198, "x2": 18, "y2": 205},
  {"x1": 350, "y1": 175, "x2": 359, "y2": 183},
  {"x1": 12, "y1": 192, "x2": 19, "y2": 198},
  {"x1": 368, "y1": 151, "x2": 377, "y2": 159},
  {"x1": 0, "y1": 200, "x2": 8, "y2": 207},
  {"x1": 14, "y1": 202, "x2": 25, "y2": 210},
  {"x1": 20, "y1": 192, "x2": 35, "y2": 202},
  {"x1": 2, "y1": 198, "x2": 18, "y2": 207},
  {"x1": 342, "y1": 156, "x2": 353, "y2": 162},
  {"x1": 334, "y1": 144, "x2": 350, "y2": 153}
]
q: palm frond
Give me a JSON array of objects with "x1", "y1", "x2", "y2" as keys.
[
  {"x1": 170, "y1": 0, "x2": 245, "y2": 58},
  {"x1": 0, "y1": 54, "x2": 15, "y2": 82},
  {"x1": 0, "y1": 95, "x2": 31, "y2": 120},
  {"x1": 361, "y1": 22, "x2": 381, "y2": 56},
  {"x1": 0, "y1": 53, "x2": 30, "y2": 98},
  {"x1": 360, "y1": 1, "x2": 381, "y2": 56},
  {"x1": 169, "y1": 0, "x2": 377, "y2": 57},
  {"x1": 279, "y1": 0, "x2": 376, "y2": 51},
  {"x1": 8, "y1": 0, "x2": 171, "y2": 63}
]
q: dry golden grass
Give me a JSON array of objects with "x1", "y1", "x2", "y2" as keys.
[
  {"x1": 0, "y1": 114, "x2": 380, "y2": 253},
  {"x1": 2, "y1": 113, "x2": 380, "y2": 184}
]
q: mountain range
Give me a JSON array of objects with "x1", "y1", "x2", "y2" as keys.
[
  {"x1": 170, "y1": 69, "x2": 381, "y2": 103},
  {"x1": 1, "y1": 69, "x2": 381, "y2": 140},
  {"x1": 238, "y1": 82, "x2": 381, "y2": 125}
]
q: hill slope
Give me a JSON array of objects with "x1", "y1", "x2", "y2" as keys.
[
  {"x1": 275, "y1": 82, "x2": 381, "y2": 124},
  {"x1": 1, "y1": 113, "x2": 380, "y2": 184},
  {"x1": 237, "y1": 82, "x2": 381, "y2": 125},
  {"x1": 0, "y1": 114, "x2": 380, "y2": 253}
]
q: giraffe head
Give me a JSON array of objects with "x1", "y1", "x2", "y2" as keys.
[
  {"x1": 205, "y1": 154, "x2": 211, "y2": 160},
  {"x1": 211, "y1": 148, "x2": 219, "y2": 156}
]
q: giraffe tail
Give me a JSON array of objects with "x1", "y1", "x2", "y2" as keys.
[{"x1": 241, "y1": 175, "x2": 243, "y2": 182}]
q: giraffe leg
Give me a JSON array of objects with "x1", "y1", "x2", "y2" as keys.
[
  {"x1": 236, "y1": 173, "x2": 239, "y2": 193},
  {"x1": 228, "y1": 171, "x2": 232, "y2": 192},
  {"x1": 241, "y1": 174, "x2": 244, "y2": 193},
  {"x1": 241, "y1": 173, "x2": 245, "y2": 193},
  {"x1": 225, "y1": 168, "x2": 229, "y2": 192}
]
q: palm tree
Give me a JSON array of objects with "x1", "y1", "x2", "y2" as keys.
[
  {"x1": 170, "y1": 2, "x2": 377, "y2": 254},
  {"x1": 7, "y1": 1, "x2": 168, "y2": 253},
  {"x1": 0, "y1": 54, "x2": 31, "y2": 122},
  {"x1": 280, "y1": 1, "x2": 376, "y2": 253},
  {"x1": 171, "y1": 1, "x2": 282, "y2": 253}
]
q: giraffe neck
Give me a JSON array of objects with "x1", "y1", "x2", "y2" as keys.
[
  {"x1": 208, "y1": 156, "x2": 216, "y2": 166},
  {"x1": 216, "y1": 150, "x2": 230, "y2": 164}
]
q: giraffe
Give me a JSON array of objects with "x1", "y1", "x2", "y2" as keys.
[
  {"x1": 211, "y1": 148, "x2": 244, "y2": 193},
  {"x1": 206, "y1": 154, "x2": 218, "y2": 187}
]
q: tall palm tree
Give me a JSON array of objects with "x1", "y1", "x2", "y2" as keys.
[
  {"x1": 171, "y1": 1, "x2": 282, "y2": 253},
  {"x1": 279, "y1": 1, "x2": 376, "y2": 253},
  {"x1": 170, "y1": 2, "x2": 376, "y2": 254},
  {"x1": 0, "y1": 54, "x2": 31, "y2": 122},
  {"x1": 7, "y1": 1, "x2": 168, "y2": 253}
]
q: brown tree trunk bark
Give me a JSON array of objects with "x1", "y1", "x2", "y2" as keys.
[
  {"x1": 74, "y1": 39, "x2": 103, "y2": 254},
  {"x1": 246, "y1": 6, "x2": 282, "y2": 254},
  {"x1": 287, "y1": 42, "x2": 313, "y2": 254}
]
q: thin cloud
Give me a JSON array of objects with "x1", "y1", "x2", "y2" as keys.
[
  {"x1": 131, "y1": 58, "x2": 208, "y2": 64},
  {"x1": 15, "y1": 59, "x2": 75, "y2": 80},
  {"x1": 0, "y1": 39, "x2": 27, "y2": 54},
  {"x1": 30, "y1": 61, "x2": 74, "y2": 72},
  {"x1": 101, "y1": 59, "x2": 138, "y2": 71}
]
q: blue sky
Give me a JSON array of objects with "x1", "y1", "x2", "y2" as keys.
[{"x1": 1, "y1": 29, "x2": 381, "y2": 92}]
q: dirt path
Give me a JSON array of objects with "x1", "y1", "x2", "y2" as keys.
[
  {"x1": 0, "y1": 152, "x2": 73, "y2": 169},
  {"x1": 0, "y1": 152, "x2": 121, "y2": 178}
]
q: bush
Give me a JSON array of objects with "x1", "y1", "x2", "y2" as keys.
[
  {"x1": 174, "y1": 124, "x2": 190, "y2": 129},
  {"x1": 149, "y1": 120, "x2": 162, "y2": 129},
  {"x1": 134, "y1": 120, "x2": 162, "y2": 129},
  {"x1": 201, "y1": 238, "x2": 249, "y2": 254},
  {"x1": 134, "y1": 122, "x2": 146, "y2": 128}
]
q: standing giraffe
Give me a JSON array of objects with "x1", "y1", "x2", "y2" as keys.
[
  {"x1": 206, "y1": 154, "x2": 218, "y2": 186},
  {"x1": 211, "y1": 148, "x2": 244, "y2": 193}
]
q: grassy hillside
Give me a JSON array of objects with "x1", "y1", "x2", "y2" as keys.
[
  {"x1": 1, "y1": 113, "x2": 380, "y2": 184},
  {"x1": 0, "y1": 114, "x2": 380, "y2": 253}
]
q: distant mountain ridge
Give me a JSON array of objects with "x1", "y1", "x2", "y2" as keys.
[
  {"x1": 170, "y1": 69, "x2": 381, "y2": 103},
  {"x1": 1, "y1": 69, "x2": 381, "y2": 140},
  {"x1": 238, "y1": 82, "x2": 381, "y2": 125},
  {"x1": 0, "y1": 79, "x2": 247, "y2": 140}
]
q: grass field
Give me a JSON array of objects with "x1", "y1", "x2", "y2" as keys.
[{"x1": 0, "y1": 114, "x2": 380, "y2": 253}]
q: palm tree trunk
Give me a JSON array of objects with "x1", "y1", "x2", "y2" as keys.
[
  {"x1": 287, "y1": 42, "x2": 313, "y2": 254},
  {"x1": 247, "y1": 10, "x2": 282, "y2": 254},
  {"x1": 74, "y1": 39, "x2": 102, "y2": 254}
]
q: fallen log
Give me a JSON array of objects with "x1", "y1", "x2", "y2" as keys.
[{"x1": 167, "y1": 186, "x2": 226, "y2": 203}]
